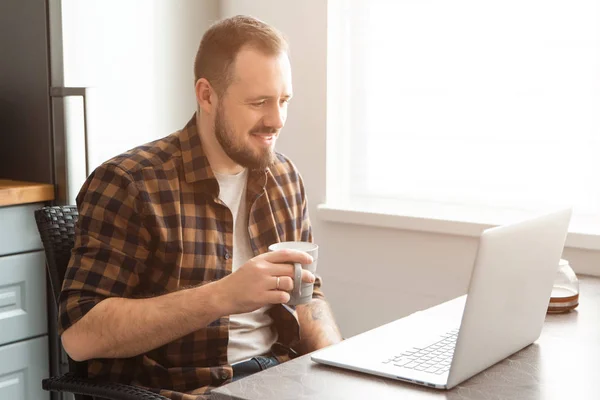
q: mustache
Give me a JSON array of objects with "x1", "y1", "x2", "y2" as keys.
[{"x1": 249, "y1": 126, "x2": 278, "y2": 135}]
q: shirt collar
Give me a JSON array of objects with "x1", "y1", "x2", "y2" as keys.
[{"x1": 180, "y1": 115, "x2": 215, "y2": 184}]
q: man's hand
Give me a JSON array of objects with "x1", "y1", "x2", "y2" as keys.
[{"x1": 216, "y1": 249, "x2": 316, "y2": 315}]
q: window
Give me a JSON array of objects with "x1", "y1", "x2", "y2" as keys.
[{"x1": 326, "y1": 0, "x2": 600, "y2": 236}]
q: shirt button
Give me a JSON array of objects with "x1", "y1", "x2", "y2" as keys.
[{"x1": 224, "y1": 251, "x2": 231, "y2": 260}]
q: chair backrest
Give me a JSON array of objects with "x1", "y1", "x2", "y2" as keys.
[
  {"x1": 34, "y1": 205, "x2": 79, "y2": 304},
  {"x1": 34, "y1": 205, "x2": 92, "y2": 400}
]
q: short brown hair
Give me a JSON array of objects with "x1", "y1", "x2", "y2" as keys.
[{"x1": 194, "y1": 15, "x2": 289, "y2": 95}]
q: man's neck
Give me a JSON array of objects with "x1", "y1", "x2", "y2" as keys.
[{"x1": 195, "y1": 112, "x2": 244, "y2": 175}]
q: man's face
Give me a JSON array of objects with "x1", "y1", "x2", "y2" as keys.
[{"x1": 214, "y1": 48, "x2": 293, "y2": 170}]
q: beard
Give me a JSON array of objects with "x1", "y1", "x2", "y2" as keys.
[{"x1": 214, "y1": 104, "x2": 276, "y2": 170}]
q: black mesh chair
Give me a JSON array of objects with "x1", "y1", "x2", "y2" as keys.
[{"x1": 35, "y1": 205, "x2": 169, "y2": 400}]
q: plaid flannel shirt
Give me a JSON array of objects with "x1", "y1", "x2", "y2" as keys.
[{"x1": 58, "y1": 115, "x2": 324, "y2": 399}]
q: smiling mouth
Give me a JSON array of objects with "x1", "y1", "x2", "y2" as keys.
[{"x1": 251, "y1": 132, "x2": 278, "y2": 141}]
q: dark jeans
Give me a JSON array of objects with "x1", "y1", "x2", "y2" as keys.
[{"x1": 231, "y1": 356, "x2": 280, "y2": 382}]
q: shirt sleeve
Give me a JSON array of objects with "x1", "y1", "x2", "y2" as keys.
[
  {"x1": 298, "y1": 173, "x2": 325, "y2": 301},
  {"x1": 58, "y1": 163, "x2": 152, "y2": 335}
]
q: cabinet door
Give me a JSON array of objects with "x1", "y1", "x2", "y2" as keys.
[
  {"x1": 0, "y1": 252, "x2": 48, "y2": 346},
  {"x1": 0, "y1": 204, "x2": 44, "y2": 256},
  {"x1": 0, "y1": 336, "x2": 49, "y2": 400}
]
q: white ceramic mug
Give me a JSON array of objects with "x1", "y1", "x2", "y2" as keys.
[{"x1": 268, "y1": 241, "x2": 318, "y2": 305}]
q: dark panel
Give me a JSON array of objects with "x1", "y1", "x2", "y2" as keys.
[{"x1": 0, "y1": 0, "x2": 54, "y2": 184}]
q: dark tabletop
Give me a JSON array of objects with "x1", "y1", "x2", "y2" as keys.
[{"x1": 212, "y1": 275, "x2": 599, "y2": 400}]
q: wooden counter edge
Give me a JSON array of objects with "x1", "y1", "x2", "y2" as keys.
[{"x1": 0, "y1": 180, "x2": 55, "y2": 207}]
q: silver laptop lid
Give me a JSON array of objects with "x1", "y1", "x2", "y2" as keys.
[{"x1": 447, "y1": 208, "x2": 572, "y2": 388}]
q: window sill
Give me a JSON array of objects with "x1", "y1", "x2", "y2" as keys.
[{"x1": 317, "y1": 200, "x2": 600, "y2": 251}]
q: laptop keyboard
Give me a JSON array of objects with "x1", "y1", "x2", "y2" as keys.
[{"x1": 382, "y1": 329, "x2": 459, "y2": 375}]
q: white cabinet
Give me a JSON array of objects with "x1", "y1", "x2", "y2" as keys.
[
  {"x1": 0, "y1": 203, "x2": 49, "y2": 400},
  {"x1": 0, "y1": 337, "x2": 49, "y2": 400}
]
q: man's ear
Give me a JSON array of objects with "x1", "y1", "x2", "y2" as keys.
[{"x1": 195, "y1": 78, "x2": 218, "y2": 115}]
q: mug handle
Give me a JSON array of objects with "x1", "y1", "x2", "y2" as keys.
[{"x1": 292, "y1": 263, "x2": 302, "y2": 298}]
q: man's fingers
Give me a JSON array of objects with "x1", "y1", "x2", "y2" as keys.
[
  {"x1": 265, "y1": 262, "x2": 315, "y2": 283},
  {"x1": 266, "y1": 290, "x2": 291, "y2": 305},
  {"x1": 301, "y1": 269, "x2": 315, "y2": 283},
  {"x1": 260, "y1": 249, "x2": 313, "y2": 265},
  {"x1": 273, "y1": 276, "x2": 294, "y2": 291}
]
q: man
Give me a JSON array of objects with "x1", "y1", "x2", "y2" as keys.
[{"x1": 58, "y1": 15, "x2": 342, "y2": 399}]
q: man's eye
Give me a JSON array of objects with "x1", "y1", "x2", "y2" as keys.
[{"x1": 252, "y1": 100, "x2": 266, "y2": 107}]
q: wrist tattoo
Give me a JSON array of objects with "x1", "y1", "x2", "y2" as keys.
[{"x1": 309, "y1": 302, "x2": 325, "y2": 321}]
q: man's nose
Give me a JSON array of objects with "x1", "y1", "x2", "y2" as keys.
[{"x1": 264, "y1": 103, "x2": 286, "y2": 130}]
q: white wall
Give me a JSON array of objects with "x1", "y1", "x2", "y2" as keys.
[
  {"x1": 224, "y1": 0, "x2": 600, "y2": 338},
  {"x1": 60, "y1": 0, "x2": 219, "y2": 169}
]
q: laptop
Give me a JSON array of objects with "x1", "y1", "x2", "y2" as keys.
[{"x1": 311, "y1": 208, "x2": 572, "y2": 389}]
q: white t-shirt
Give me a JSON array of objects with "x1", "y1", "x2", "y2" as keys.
[{"x1": 214, "y1": 169, "x2": 277, "y2": 364}]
